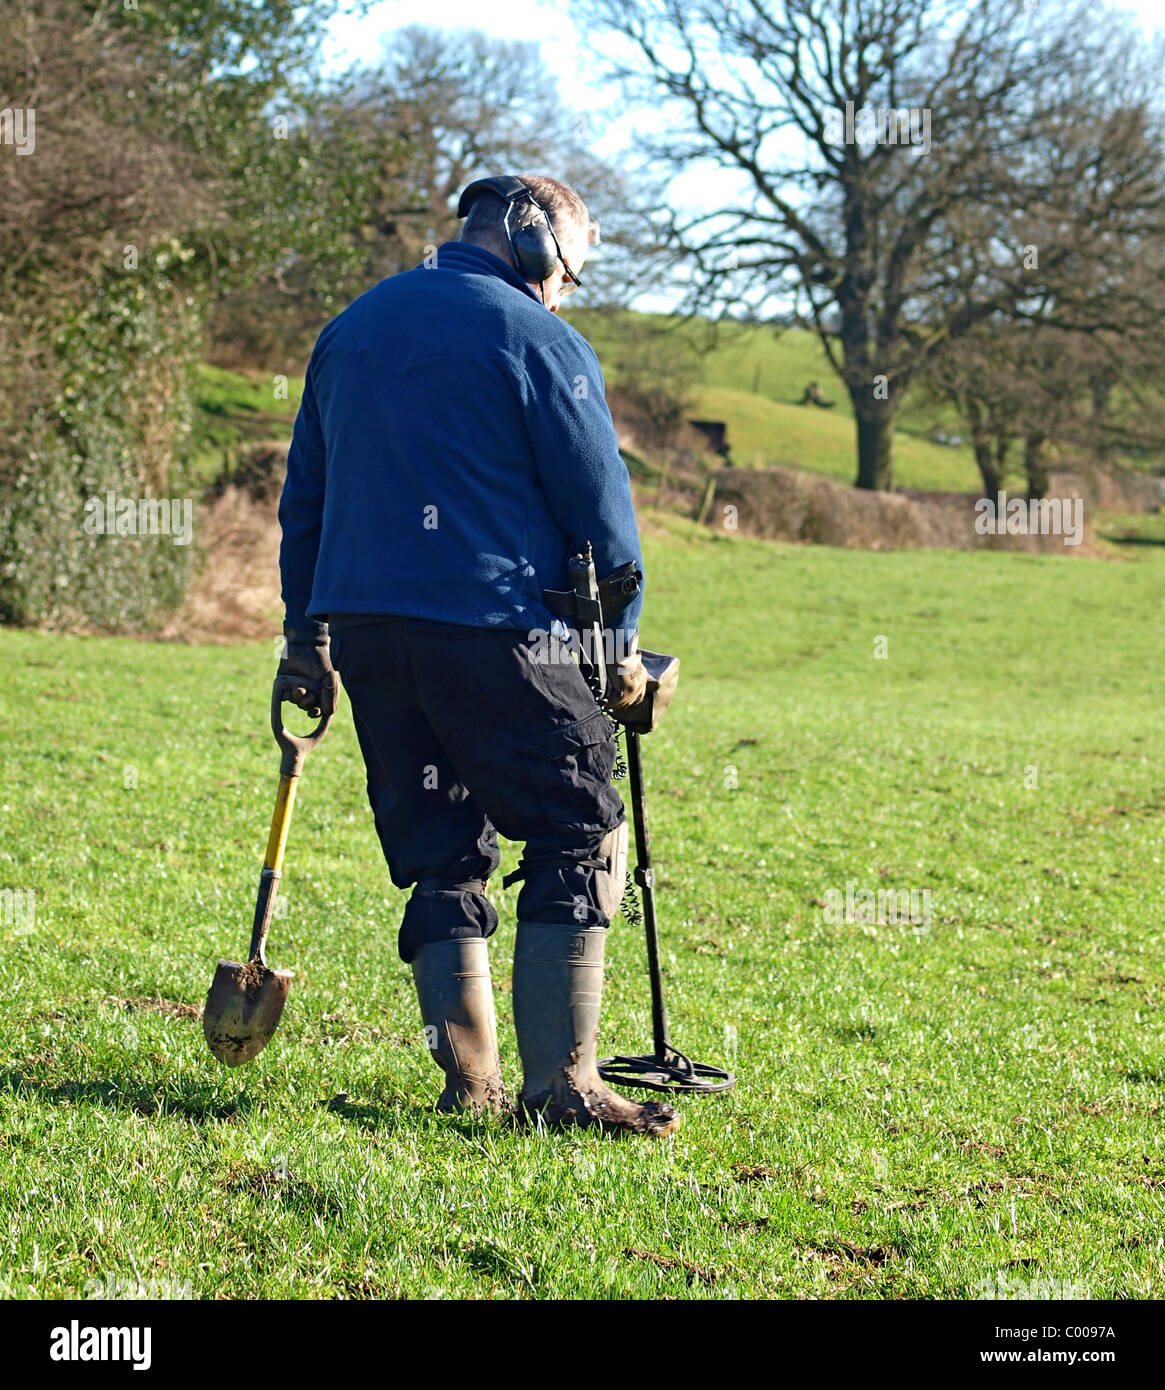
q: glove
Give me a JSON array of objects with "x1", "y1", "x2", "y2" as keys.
[
  {"x1": 276, "y1": 621, "x2": 340, "y2": 720},
  {"x1": 604, "y1": 633, "x2": 648, "y2": 715}
]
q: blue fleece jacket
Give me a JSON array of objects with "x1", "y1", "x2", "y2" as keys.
[{"x1": 278, "y1": 241, "x2": 644, "y2": 641}]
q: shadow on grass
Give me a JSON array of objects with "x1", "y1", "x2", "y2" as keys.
[
  {"x1": 2, "y1": 1067, "x2": 513, "y2": 1137},
  {"x1": 219, "y1": 1164, "x2": 345, "y2": 1221},
  {"x1": 1100, "y1": 531, "x2": 1165, "y2": 547},
  {"x1": 0, "y1": 1068, "x2": 256, "y2": 1121},
  {"x1": 461, "y1": 1241, "x2": 541, "y2": 1292},
  {"x1": 318, "y1": 1092, "x2": 429, "y2": 1134},
  {"x1": 319, "y1": 1090, "x2": 507, "y2": 1139},
  {"x1": 833, "y1": 1022, "x2": 878, "y2": 1044}
]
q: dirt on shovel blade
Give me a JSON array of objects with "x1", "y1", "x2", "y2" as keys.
[{"x1": 203, "y1": 958, "x2": 293, "y2": 1066}]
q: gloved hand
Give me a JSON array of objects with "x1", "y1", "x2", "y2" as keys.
[
  {"x1": 276, "y1": 622, "x2": 340, "y2": 720},
  {"x1": 604, "y1": 634, "x2": 648, "y2": 715}
]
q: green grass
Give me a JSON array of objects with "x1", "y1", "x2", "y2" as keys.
[
  {"x1": 1098, "y1": 512, "x2": 1165, "y2": 548},
  {"x1": 191, "y1": 320, "x2": 987, "y2": 498},
  {"x1": 189, "y1": 364, "x2": 303, "y2": 483},
  {"x1": 569, "y1": 310, "x2": 1165, "y2": 491},
  {"x1": 688, "y1": 384, "x2": 981, "y2": 491},
  {"x1": 2, "y1": 528, "x2": 1164, "y2": 1299}
]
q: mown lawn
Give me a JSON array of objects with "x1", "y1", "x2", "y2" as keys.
[{"x1": 2, "y1": 525, "x2": 1163, "y2": 1299}]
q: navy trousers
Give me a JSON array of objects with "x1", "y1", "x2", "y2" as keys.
[{"x1": 328, "y1": 617, "x2": 626, "y2": 961}]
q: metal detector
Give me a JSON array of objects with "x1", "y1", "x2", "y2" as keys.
[
  {"x1": 545, "y1": 548, "x2": 736, "y2": 1096},
  {"x1": 597, "y1": 680, "x2": 736, "y2": 1095}
]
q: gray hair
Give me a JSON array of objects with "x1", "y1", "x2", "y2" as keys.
[{"x1": 459, "y1": 174, "x2": 598, "y2": 260}]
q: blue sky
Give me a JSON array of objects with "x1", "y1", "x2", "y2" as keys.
[
  {"x1": 324, "y1": 0, "x2": 1165, "y2": 124},
  {"x1": 323, "y1": 1, "x2": 1165, "y2": 184}
]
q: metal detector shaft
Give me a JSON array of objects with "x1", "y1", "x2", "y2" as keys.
[
  {"x1": 626, "y1": 729, "x2": 669, "y2": 1058},
  {"x1": 599, "y1": 722, "x2": 736, "y2": 1094}
]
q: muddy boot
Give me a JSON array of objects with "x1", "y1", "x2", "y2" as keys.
[
  {"x1": 512, "y1": 922, "x2": 679, "y2": 1136},
  {"x1": 410, "y1": 938, "x2": 508, "y2": 1115}
]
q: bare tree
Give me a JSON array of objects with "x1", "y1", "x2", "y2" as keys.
[{"x1": 574, "y1": 0, "x2": 1165, "y2": 489}]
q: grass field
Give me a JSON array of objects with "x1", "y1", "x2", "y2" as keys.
[
  {"x1": 571, "y1": 310, "x2": 1164, "y2": 489},
  {"x1": 2, "y1": 524, "x2": 1163, "y2": 1299},
  {"x1": 190, "y1": 366, "x2": 305, "y2": 483}
]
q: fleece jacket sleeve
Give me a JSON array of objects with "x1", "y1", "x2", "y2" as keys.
[
  {"x1": 278, "y1": 359, "x2": 327, "y2": 631},
  {"x1": 519, "y1": 333, "x2": 645, "y2": 640}
]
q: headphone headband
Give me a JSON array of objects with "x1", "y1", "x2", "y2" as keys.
[{"x1": 456, "y1": 175, "x2": 538, "y2": 219}]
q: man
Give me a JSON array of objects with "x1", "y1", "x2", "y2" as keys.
[{"x1": 277, "y1": 174, "x2": 678, "y2": 1136}]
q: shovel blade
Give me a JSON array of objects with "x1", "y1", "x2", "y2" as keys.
[{"x1": 203, "y1": 958, "x2": 293, "y2": 1066}]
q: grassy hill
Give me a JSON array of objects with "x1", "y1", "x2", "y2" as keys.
[
  {"x1": 190, "y1": 365, "x2": 304, "y2": 483},
  {"x1": 566, "y1": 310, "x2": 984, "y2": 491},
  {"x1": 193, "y1": 309, "x2": 1161, "y2": 498},
  {"x1": 2, "y1": 527, "x2": 1163, "y2": 1298},
  {"x1": 191, "y1": 317, "x2": 983, "y2": 494}
]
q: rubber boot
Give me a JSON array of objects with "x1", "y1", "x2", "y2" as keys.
[
  {"x1": 512, "y1": 922, "x2": 679, "y2": 1136},
  {"x1": 410, "y1": 938, "x2": 509, "y2": 1115}
]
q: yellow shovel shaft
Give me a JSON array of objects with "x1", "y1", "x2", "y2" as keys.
[{"x1": 264, "y1": 773, "x2": 298, "y2": 873}]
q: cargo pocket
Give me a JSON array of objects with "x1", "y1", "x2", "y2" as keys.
[{"x1": 516, "y1": 709, "x2": 621, "y2": 834}]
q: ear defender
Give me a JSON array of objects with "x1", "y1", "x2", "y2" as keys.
[
  {"x1": 457, "y1": 175, "x2": 562, "y2": 285},
  {"x1": 509, "y1": 214, "x2": 559, "y2": 283}
]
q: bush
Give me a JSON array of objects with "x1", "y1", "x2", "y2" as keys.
[{"x1": 0, "y1": 249, "x2": 200, "y2": 630}]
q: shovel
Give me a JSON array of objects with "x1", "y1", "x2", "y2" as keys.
[{"x1": 204, "y1": 677, "x2": 336, "y2": 1066}]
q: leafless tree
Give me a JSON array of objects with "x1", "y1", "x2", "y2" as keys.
[{"x1": 574, "y1": 0, "x2": 1165, "y2": 489}]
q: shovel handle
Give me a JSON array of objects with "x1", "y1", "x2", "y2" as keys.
[
  {"x1": 248, "y1": 681, "x2": 335, "y2": 965},
  {"x1": 271, "y1": 678, "x2": 335, "y2": 777},
  {"x1": 249, "y1": 775, "x2": 295, "y2": 967}
]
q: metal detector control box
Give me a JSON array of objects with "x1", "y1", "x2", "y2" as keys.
[{"x1": 612, "y1": 649, "x2": 680, "y2": 734}]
